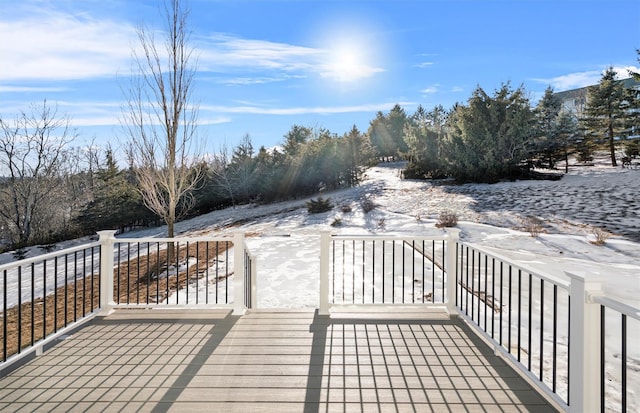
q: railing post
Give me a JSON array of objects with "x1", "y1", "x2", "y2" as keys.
[
  {"x1": 319, "y1": 230, "x2": 331, "y2": 315},
  {"x1": 97, "y1": 230, "x2": 117, "y2": 316},
  {"x1": 567, "y1": 272, "x2": 603, "y2": 412},
  {"x1": 251, "y1": 255, "x2": 258, "y2": 309},
  {"x1": 233, "y1": 231, "x2": 245, "y2": 315},
  {"x1": 446, "y1": 228, "x2": 460, "y2": 316}
]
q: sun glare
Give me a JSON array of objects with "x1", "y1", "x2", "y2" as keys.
[
  {"x1": 311, "y1": 16, "x2": 385, "y2": 85},
  {"x1": 323, "y1": 42, "x2": 378, "y2": 82}
]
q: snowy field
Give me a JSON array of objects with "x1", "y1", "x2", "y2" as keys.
[
  {"x1": 158, "y1": 158, "x2": 639, "y2": 310},
  {"x1": 2, "y1": 158, "x2": 637, "y2": 307}
]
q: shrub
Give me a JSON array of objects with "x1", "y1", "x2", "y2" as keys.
[
  {"x1": 523, "y1": 216, "x2": 543, "y2": 237},
  {"x1": 340, "y1": 204, "x2": 352, "y2": 213},
  {"x1": 331, "y1": 218, "x2": 343, "y2": 227},
  {"x1": 591, "y1": 227, "x2": 611, "y2": 245},
  {"x1": 435, "y1": 211, "x2": 458, "y2": 228},
  {"x1": 361, "y1": 198, "x2": 376, "y2": 213},
  {"x1": 306, "y1": 197, "x2": 333, "y2": 214}
]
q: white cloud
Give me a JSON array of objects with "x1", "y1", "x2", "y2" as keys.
[
  {"x1": 0, "y1": 10, "x2": 136, "y2": 81},
  {"x1": 451, "y1": 86, "x2": 464, "y2": 93},
  {"x1": 420, "y1": 85, "x2": 439, "y2": 95},
  {"x1": 199, "y1": 33, "x2": 385, "y2": 83},
  {"x1": 319, "y1": 64, "x2": 385, "y2": 83},
  {"x1": 199, "y1": 34, "x2": 320, "y2": 73},
  {"x1": 533, "y1": 66, "x2": 640, "y2": 91},
  {"x1": 532, "y1": 71, "x2": 602, "y2": 91},
  {"x1": 0, "y1": 86, "x2": 70, "y2": 93},
  {"x1": 414, "y1": 62, "x2": 435, "y2": 68},
  {"x1": 200, "y1": 116, "x2": 232, "y2": 125},
  {"x1": 201, "y1": 102, "x2": 416, "y2": 116}
]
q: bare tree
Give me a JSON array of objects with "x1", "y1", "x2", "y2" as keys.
[
  {"x1": 122, "y1": 0, "x2": 202, "y2": 248},
  {"x1": 0, "y1": 101, "x2": 75, "y2": 247}
]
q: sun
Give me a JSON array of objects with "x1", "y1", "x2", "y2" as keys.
[
  {"x1": 311, "y1": 17, "x2": 385, "y2": 84},
  {"x1": 323, "y1": 43, "x2": 379, "y2": 83}
]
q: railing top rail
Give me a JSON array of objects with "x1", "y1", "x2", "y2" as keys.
[
  {"x1": 593, "y1": 295, "x2": 640, "y2": 321},
  {"x1": 461, "y1": 241, "x2": 571, "y2": 290},
  {"x1": 115, "y1": 236, "x2": 234, "y2": 244},
  {"x1": 0, "y1": 241, "x2": 101, "y2": 273},
  {"x1": 330, "y1": 234, "x2": 449, "y2": 242}
]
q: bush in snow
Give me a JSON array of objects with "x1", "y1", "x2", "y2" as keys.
[
  {"x1": 361, "y1": 198, "x2": 376, "y2": 213},
  {"x1": 591, "y1": 227, "x2": 611, "y2": 245},
  {"x1": 340, "y1": 204, "x2": 352, "y2": 213},
  {"x1": 331, "y1": 218, "x2": 343, "y2": 227},
  {"x1": 523, "y1": 216, "x2": 544, "y2": 237},
  {"x1": 435, "y1": 211, "x2": 458, "y2": 228},
  {"x1": 306, "y1": 197, "x2": 333, "y2": 214}
]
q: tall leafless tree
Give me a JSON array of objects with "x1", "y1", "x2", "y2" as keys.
[
  {"x1": 122, "y1": 0, "x2": 202, "y2": 250},
  {"x1": 0, "y1": 101, "x2": 75, "y2": 247}
]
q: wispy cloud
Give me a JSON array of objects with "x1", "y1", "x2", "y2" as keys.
[
  {"x1": 199, "y1": 34, "x2": 321, "y2": 73},
  {"x1": 200, "y1": 33, "x2": 385, "y2": 83},
  {"x1": 201, "y1": 102, "x2": 416, "y2": 116},
  {"x1": 420, "y1": 85, "x2": 439, "y2": 95},
  {"x1": 532, "y1": 71, "x2": 602, "y2": 91},
  {"x1": 414, "y1": 62, "x2": 435, "y2": 68},
  {"x1": 0, "y1": 86, "x2": 70, "y2": 93},
  {"x1": 0, "y1": 9, "x2": 135, "y2": 81},
  {"x1": 533, "y1": 66, "x2": 640, "y2": 91},
  {"x1": 451, "y1": 86, "x2": 465, "y2": 93}
]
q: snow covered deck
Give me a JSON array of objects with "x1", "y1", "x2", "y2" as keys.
[{"x1": 0, "y1": 309, "x2": 558, "y2": 412}]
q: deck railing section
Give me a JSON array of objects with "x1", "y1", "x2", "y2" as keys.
[
  {"x1": 593, "y1": 293, "x2": 639, "y2": 413},
  {"x1": 320, "y1": 232, "x2": 638, "y2": 412},
  {"x1": 104, "y1": 231, "x2": 248, "y2": 314},
  {"x1": 455, "y1": 243, "x2": 571, "y2": 408},
  {"x1": 112, "y1": 237, "x2": 233, "y2": 307},
  {"x1": 319, "y1": 229, "x2": 459, "y2": 314},
  {"x1": 1, "y1": 230, "x2": 253, "y2": 371},
  {"x1": 1, "y1": 242, "x2": 101, "y2": 366},
  {"x1": 456, "y1": 244, "x2": 639, "y2": 413}
]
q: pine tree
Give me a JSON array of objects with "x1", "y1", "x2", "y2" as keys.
[
  {"x1": 442, "y1": 83, "x2": 534, "y2": 183},
  {"x1": 581, "y1": 68, "x2": 628, "y2": 166}
]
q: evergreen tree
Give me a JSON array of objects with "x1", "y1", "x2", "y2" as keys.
[
  {"x1": 404, "y1": 105, "x2": 447, "y2": 178},
  {"x1": 228, "y1": 134, "x2": 257, "y2": 203},
  {"x1": 442, "y1": 83, "x2": 534, "y2": 183},
  {"x1": 338, "y1": 125, "x2": 374, "y2": 186},
  {"x1": 77, "y1": 148, "x2": 150, "y2": 233},
  {"x1": 533, "y1": 87, "x2": 563, "y2": 168},
  {"x1": 368, "y1": 105, "x2": 409, "y2": 160},
  {"x1": 581, "y1": 68, "x2": 629, "y2": 166}
]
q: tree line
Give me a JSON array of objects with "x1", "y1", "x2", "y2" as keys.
[
  {"x1": 0, "y1": 104, "x2": 373, "y2": 251},
  {"x1": 378, "y1": 65, "x2": 640, "y2": 183}
]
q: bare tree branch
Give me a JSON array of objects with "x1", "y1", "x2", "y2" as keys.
[
  {"x1": 0, "y1": 100, "x2": 76, "y2": 246},
  {"x1": 121, "y1": 0, "x2": 203, "y2": 243}
]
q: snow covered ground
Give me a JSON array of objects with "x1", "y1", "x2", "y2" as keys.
[
  {"x1": 3, "y1": 158, "x2": 637, "y2": 307},
  {"x1": 152, "y1": 159, "x2": 639, "y2": 309}
]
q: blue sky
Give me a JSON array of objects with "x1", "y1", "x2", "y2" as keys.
[{"x1": 1, "y1": 0, "x2": 639, "y2": 154}]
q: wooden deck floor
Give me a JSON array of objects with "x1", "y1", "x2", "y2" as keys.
[{"x1": 0, "y1": 309, "x2": 558, "y2": 412}]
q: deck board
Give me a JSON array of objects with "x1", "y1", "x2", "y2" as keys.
[{"x1": 0, "y1": 309, "x2": 559, "y2": 412}]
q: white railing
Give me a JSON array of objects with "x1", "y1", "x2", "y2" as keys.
[
  {"x1": 319, "y1": 229, "x2": 460, "y2": 315},
  {"x1": 1, "y1": 241, "x2": 102, "y2": 371},
  {"x1": 98, "y1": 230, "x2": 249, "y2": 315},
  {"x1": 319, "y1": 232, "x2": 639, "y2": 413},
  {"x1": 1, "y1": 230, "x2": 254, "y2": 372},
  {"x1": 2, "y1": 229, "x2": 638, "y2": 412}
]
